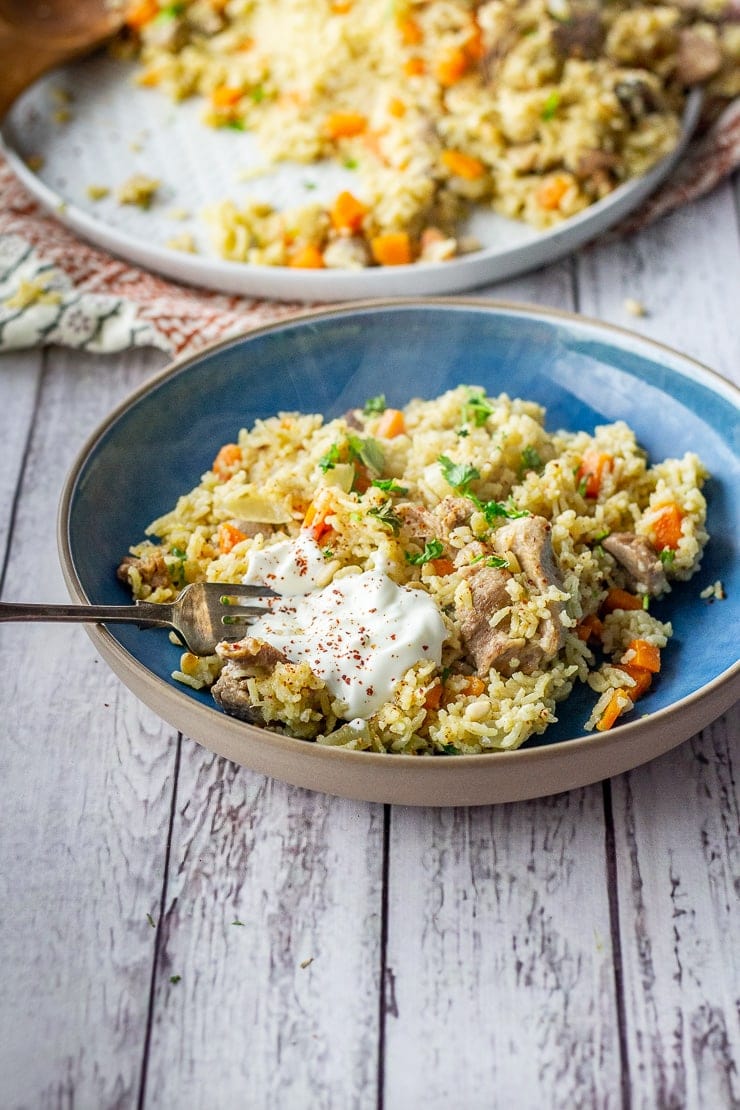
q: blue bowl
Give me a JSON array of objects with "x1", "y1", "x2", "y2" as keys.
[{"x1": 59, "y1": 301, "x2": 740, "y2": 804}]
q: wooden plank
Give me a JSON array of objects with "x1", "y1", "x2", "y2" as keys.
[
  {"x1": 576, "y1": 181, "x2": 740, "y2": 386},
  {"x1": 610, "y1": 714, "x2": 740, "y2": 1109},
  {"x1": 384, "y1": 794, "x2": 622, "y2": 1109},
  {"x1": 0, "y1": 346, "x2": 176, "y2": 1108},
  {"x1": 142, "y1": 754, "x2": 385, "y2": 1109},
  {"x1": 577, "y1": 182, "x2": 740, "y2": 1107},
  {"x1": 0, "y1": 350, "x2": 43, "y2": 558},
  {"x1": 478, "y1": 255, "x2": 576, "y2": 310}
]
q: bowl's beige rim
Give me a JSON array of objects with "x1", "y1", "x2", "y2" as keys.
[{"x1": 58, "y1": 297, "x2": 740, "y2": 806}]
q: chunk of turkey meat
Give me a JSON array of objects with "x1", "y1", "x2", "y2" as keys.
[
  {"x1": 211, "y1": 636, "x2": 289, "y2": 721},
  {"x1": 117, "y1": 551, "x2": 171, "y2": 591},
  {"x1": 602, "y1": 532, "x2": 668, "y2": 596},
  {"x1": 456, "y1": 515, "x2": 566, "y2": 677},
  {"x1": 396, "y1": 496, "x2": 473, "y2": 544}
]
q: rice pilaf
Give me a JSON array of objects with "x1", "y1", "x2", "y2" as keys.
[
  {"x1": 119, "y1": 0, "x2": 740, "y2": 268},
  {"x1": 118, "y1": 385, "x2": 709, "y2": 753}
]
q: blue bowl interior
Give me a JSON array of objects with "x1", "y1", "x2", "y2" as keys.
[{"x1": 66, "y1": 304, "x2": 740, "y2": 748}]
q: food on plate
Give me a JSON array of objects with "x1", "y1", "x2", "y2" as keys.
[
  {"x1": 116, "y1": 172, "x2": 161, "y2": 208},
  {"x1": 118, "y1": 0, "x2": 739, "y2": 267},
  {"x1": 117, "y1": 385, "x2": 709, "y2": 754}
]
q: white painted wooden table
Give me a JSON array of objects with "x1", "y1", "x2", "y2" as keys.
[{"x1": 1, "y1": 178, "x2": 738, "y2": 1110}]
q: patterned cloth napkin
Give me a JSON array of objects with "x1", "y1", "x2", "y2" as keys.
[{"x1": 1, "y1": 99, "x2": 738, "y2": 359}]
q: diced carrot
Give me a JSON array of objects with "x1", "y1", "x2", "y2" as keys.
[
  {"x1": 462, "y1": 675, "x2": 486, "y2": 697},
  {"x1": 650, "y1": 502, "x2": 684, "y2": 551},
  {"x1": 424, "y1": 682, "x2": 444, "y2": 711},
  {"x1": 370, "y1": 232, "x2": 412, "y2": 266},
  {"x1": 211, "y1": 85, "x2": 243, "y2": 109},
  {"x1": 429, "y1": 557, "x2": 456, "y2": 577},
  {"x1": 397, "y1": 15, "x2": 423, "y2": 44},
  {"x1": 302, "y1": 492, "x2": 333, "y2": 542},
  {"x1": 218, "y1": 522, "x2": 247, "y2": 554},
  {"x1": 576, "y1": 613, "x2": 604, "y2": 643},
  {"x1": 441, "y1": 149, "x2": 485, "y2": 180},
  {"x1": 602, "y1": 587, "x2": 644, "y2": 614},
  {"x1": 352, "y1": 463, "x2": 372, "y2": 494},
  {"x1": 137, "y1": 69, "x2": 162, "y2": 87},
  {"x1": 376, "y1": 407, "x2": 406, "y2": 438},
  {"x1": 626, "y1": 639, "x2": 661, "y2": 673},
  {"x1": 331, "y1": 0, "x2": 353, "y2": 11},
  {"x1": 288, "y1": 244, "x2": 325, "y2": 269},
  {"x1": 536, "y1": 173, "x2": 572, "y2": 211},
  {"x1": 576, "y1": 450, "x2": 612, "y2": 497},
  {"x1": 212, "y1": 443, "x2": 242, "y2": 480},
  {"x1": 388, "y1": 97, "x2": 407, "y2": 118},
  {"x1": 324, "y1": 111, "x2": 367, "y2": 139},
  {"x1": 236, "y1": 37, "x2": 254, "y2": 51},
  {"x1": 125, "y1": 0, "x2": 159, "y2": 31},
  {"x1": 330, "y1": 190, "x2": 368, "y2": 232},
  {"x1": 464, "y1": 23, "x2": 485, "y2": 61},
  {"x1": 618, "y1": 663, "x2": 653, "y2": 700},
  {"x1": 596, "y1": 689, "x2": 630, "y2": 731},
  {"x1": 404, "y1": 56, "x2": 426, "y2": 76},
  {"x1": 435, "y1": 46, "x2": 469, "y2": 86}
]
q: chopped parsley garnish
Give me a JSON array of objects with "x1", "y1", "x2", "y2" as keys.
[
  {"x1": 318, "y1": 443, "x2": 341, "y2": 472},
  {"x1": 344, "y1": 157, "x2": 359, "y2": 169},
  {"x1": 225, "y1": 119, "x2": 245, "y2": 131},
  {"x1": 462, "y1": 390, "x2": 494, "y2": 427},
  {"x1": 456, "y1": 427, "x2": 469, "y2": 438},
  {"x1": 438, "y1": 455, "x2": 480, "y2": 494},
  {"x1": 541, "y1": 91, "x2": 560, "y2": 120},
  {"x1": 169, "y1": 975, "x2": 181, "y2": 984},
  {"x1": 519, "y1": 445, "x2": 544, "y2": 475},
  {"x1": 642, "y1": 595, "x2": 650, "y2": 610},
  {"x1": 659, "y1": 547, "x2": 675, "y2": 566},
  {"x1": 167, "y1": 546, "x2": 187, "y2": 587},
  {"x1": 303, "y1": 180, "x2": 318, "y2": 191},
  {"x1": 593, "y1": 530, "x2": 610, "y2": 542},
  {"x1": 368, "y1": 500, "x2": 401, "y2": 534},
  {"x1": 156, "y1": 2, "x2": 184, "y2": 20},
  {"x1": 405, "y1": 539, "x2": 444, "y2": 566},
  {"x1": 577, "y1": 476, "x2": 589, "y2": 497},
  {"x1": 322, "y1": 547, "x2": 334, "y2": 559},
  {"x1": 372, "y1": 478, "x2": 408, "y2": 495},
  {"x1": 363, "y1": 394, "x2": 387, "y2": 415},
  {"x1": 232, "y1": 918, "x2": 245, "y2": 926},
  {"x1": 477, "y1": 496, "x2": 529, "y2": 524},
  {"x1": 440, "y1": 743, "x2": 459, "y2": 756},
  {"x1": 347, "y1": 434, "x2": 385, "y2": 474},
  {"x1": 470, "y1": 553, "x2": 509, "y2": 569},
  {"x1": 250, "y1": 85, "x2": 265, "y2": 103},
  {"x1": 438, "y1": 456, "x2": 528, "y2": 521},
  {"x1": 146, "y1": 913, "x2": 156, "y2": 928}
]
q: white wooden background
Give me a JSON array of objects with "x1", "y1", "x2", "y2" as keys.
[{"x1": 0, "y1": 176, "x2": 738, "y2": 1110}]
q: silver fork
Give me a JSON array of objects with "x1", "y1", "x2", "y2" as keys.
[{"x1": 0, "y1": 582, "x2": 277, "y2": 655}]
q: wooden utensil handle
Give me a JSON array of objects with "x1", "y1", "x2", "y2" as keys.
[
  {"x1": 0, "y1": 21, "x2": 64, "y2": 118},
  {"x1": 0, "y1": 10, "x2": 121, "y2": 120}
]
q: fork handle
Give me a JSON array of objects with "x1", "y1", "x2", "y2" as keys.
[{"x1": 0, "y1": 599, "x2": 176, "y2": 631}]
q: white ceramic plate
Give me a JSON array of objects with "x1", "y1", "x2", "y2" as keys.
[{"x1": 2, "y1": 53, "x2": 702, "y2": 302}]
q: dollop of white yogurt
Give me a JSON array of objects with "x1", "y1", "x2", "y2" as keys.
[
  {"x1": 244, "y1": 534, "x2": 329, "y2": 595},
  {"x1": 244, "y1": 541, "x2": 446, "y2": 718}
]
